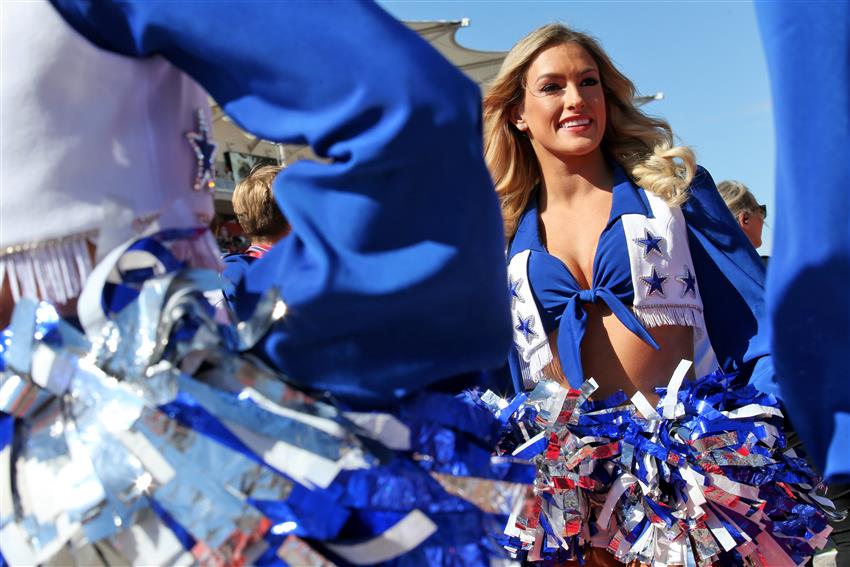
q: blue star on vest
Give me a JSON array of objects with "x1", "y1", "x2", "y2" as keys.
[
  {"x1": 186, "y1": 109, "x2": 218, "y2": 192},
  {"x1": 634, "y1": 229, "x2": 665, "y2": 257},
  {"x1": 641, "y1": 267, "x2": 668, "y2": 297},
  {"x1": 515, "y1": 313, "x2": 537, "y2": 343},
  {"x1": 677, "y1": 266, "x2": 697, "y2": 297},
  {"x1": 509, "y1": 276, "x2": 525, "y2": 308}
]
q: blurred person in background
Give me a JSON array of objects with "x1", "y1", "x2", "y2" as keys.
[
  {"x1": 717, "y1": 180, "x2": 766, "y2": 250},
  {"x1": 221, "y1": 164, "x2": 289, "y2": 305}
]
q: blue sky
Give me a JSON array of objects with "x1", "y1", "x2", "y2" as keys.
[{"x1": 380, "y1": 1, "x2": 775, "y2": 253}]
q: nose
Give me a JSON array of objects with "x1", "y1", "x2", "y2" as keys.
[{"x1": 563, "y1": 83, "x2": 584, "y2": 110}]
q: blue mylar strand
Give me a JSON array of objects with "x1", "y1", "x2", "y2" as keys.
[
  {"x1": 0, "y1": 415, "x2": 13, "y2": 451},
  {"x1": 692, "y1": 418, "x2": 768, "y2": 442},
  {"x1": 118, "y1": 266, "x2": 156, "y2": 284},
  {"x1": 337, "y1": 460, "x2": 475, "y2": 515},
  {"x1": 495, "y1": 406, "x2": 542, "y2": 456},
  {"x1": 625, "y1": 517, "x2": 649, "y2": 544},
  {"x1": 537, "y1": 507, "x2": 557, "y2": 539},
  {"x1": 718, "y1": 505, "x2": 762, "y2": 541},
  {"x1": 777, "y1": 453, "x2": 818, "y2": 480},
  {"x1": 150, "y1": 496, "x2": 196, "y2": 551},
  {"x1": 513, "y1": 434, "x2": 548, "y2": 460},
  {"x1": 409, "y1": 423, "x2": 495, "y2": 478},
  {"x1": 159, "y1": 391, "x2": 257, "y2": 459},
  {"x1": 170, "y1": 318, "x2": 202, "y2": 345},
  {"x1": 631, "y1": 452, "x2": 651, "y2": 485},
  {"x1": 658, "y1": 424, "x2": 690, "y2": 457},
  {"x1": 398, "y1": 391, "x2": 501, "y2": 444},
  {"x1": 498, "y1": 392, "x2": 528, "y2": 423},
  {"x1": 32, "y1": 303, "x2": 61, "y2": 346},
  {"x1": 624, "y1": 429, "x2": 669, "y2": 463},
  {"x1": 428, "y1": 509, "x2": 505, "y2": 548},
  {"x1": 713, "y1": 508, "x2": 746, "y2": 545},
  {"x1": 125, "y1": 233, "x2": 183, "y2": 266},
  {"x1": 398, "y1": 540, "x2": 497, "y2": 567},
  {"x1": 250, "y1": 493, "x2": 349, "y2": 540},
  {"x1": 764, "y1": 524, "x2": 810, "y2": 565},
  {"x1": 645, "y1": 497, "x2": 675, "y2": 527},
  {"x1": 160, "y1": 390, "x2": 352, "y2": 537},
  {"x1": 102, "y1": 283, "x2": 144, "y2": 315},
  {"x1": 721, "y1": 463, "x2": 783, "y2": 486},
  {"x1": 771, "y1": 516, "x2": 812, "y2": 538},
  {"x1": 175, "y1": 373, "x2": 344, "y2": 461},
  {"x1": 0, "y1": 329, "x2": 11, "y2": 371},
  {"x1": 585, "y1": 390, "x2": 629, "y2": 411},
  {"x1": 489, "y1": 459, "x2": 537, "y2": 484}
]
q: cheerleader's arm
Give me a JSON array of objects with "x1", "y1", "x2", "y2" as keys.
[{"x1": 48, "y1": 0, "x2": 511, "y2": 405}]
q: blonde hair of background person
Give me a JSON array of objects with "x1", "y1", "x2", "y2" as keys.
[
  {"x1": 716, "y1": 180, "x2": 765, "y2": 249},
  {"x1": 483, "y1": 23, "x2": 696, "y2": 240},
  {"x1": 232, "y1": 164, "x2": 290, "y2": 245}
]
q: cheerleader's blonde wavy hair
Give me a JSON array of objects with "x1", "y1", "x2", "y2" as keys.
[{"x1": 484, "y1": 24, "x2": 696, "y2": 239}]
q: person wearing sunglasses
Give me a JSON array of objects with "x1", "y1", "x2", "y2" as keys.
[{"x1": 717, "y1": 179, "x2": 767, "y2": 249}]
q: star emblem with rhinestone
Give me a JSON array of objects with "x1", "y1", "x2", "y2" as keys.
[
  {"x1": 185, "y1": 109, "x2": 218, "y2": 192},
  {"x1": 515, "y1": 313, "x2": 537, "y2": 343},
  {"x1": 677, "y1": 266, "x2": 697, "y2": 297},
  {"x1": 634, "y1": 229, "x2": 665, "y2": 257},
  {"x1": 509, "y1": 277, "x2": 525, "y2": 308},
  {"x1": 641, "y1": 267, "x2": 668, "y2": 297}
]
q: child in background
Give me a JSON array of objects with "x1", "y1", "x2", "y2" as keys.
[{"x1": 222, "y1": 165, "x2": 289, "y2": 305}]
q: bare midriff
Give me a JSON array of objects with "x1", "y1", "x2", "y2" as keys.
[{"x1": 546, "y1": 302, "x2": 694, "y2": 402}]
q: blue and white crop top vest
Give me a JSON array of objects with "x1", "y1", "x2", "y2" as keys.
[{"x1": 507, "y1": 165, "x2": 718, "y2": 391}]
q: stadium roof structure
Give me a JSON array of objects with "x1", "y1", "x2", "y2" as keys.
[{"x1": 406, "y1": 19, "x2": 507, "y2": 89}]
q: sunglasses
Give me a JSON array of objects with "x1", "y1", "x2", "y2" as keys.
[{"x1": 757, "y1": 204, "x2": 767, "y2": 219}]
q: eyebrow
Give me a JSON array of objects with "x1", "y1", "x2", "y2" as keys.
[{"x1": 533, "y1": 68, "x2": 599, "y2": 82}]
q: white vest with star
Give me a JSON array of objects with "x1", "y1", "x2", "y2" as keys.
[{"x1": 1, "y1": 1, "x2": 218, "y2": 305}]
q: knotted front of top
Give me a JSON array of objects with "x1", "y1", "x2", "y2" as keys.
[
  {"x1": 528, "y1": 247, "x2": 659, "y2": 387},
  {"x1": 510, "y1": 166, "x2": 661, "y2": 388}
]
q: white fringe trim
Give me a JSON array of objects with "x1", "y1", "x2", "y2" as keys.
[
  {"x1": 518, "y1": 342, "x2": 554, "y2": 391},
  {"x1": 0, "y1": 233, "x2": 94, "y2": 304},
  {"x1": 1, "y1": 229, "x2": 222, "y2": 305},
  {"x1": 633, "y1": 304, "x2": 705, "y2": 338}
]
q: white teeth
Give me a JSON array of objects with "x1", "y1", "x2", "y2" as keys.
[{"x1": 561, "y1": 118, "x2": 590, "y2": 128}]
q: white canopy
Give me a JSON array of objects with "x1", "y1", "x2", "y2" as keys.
[{"x1": 405, "y1": 20, "x2": 507, "y2": 88}]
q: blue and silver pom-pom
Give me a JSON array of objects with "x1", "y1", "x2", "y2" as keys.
[
  {"x1": 477, "y1": 360, "x2": 842, "y2": 566},
  {"x1": 0, "y1": 232, "x2": 532, "y2": 567}
]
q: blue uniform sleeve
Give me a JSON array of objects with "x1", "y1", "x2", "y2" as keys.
[
  {"x1": 220, "y1": 254, "x2": 254, "y2": 307},
  {"x1": 50, "y1": 1, "x2": 512, "y2": 407},
  {"x1": 757, "y1": 2, "x2": 850, "y2": 482},
  {"x1": 681, "y1": 167, "x2": 774, "y2": 395}
]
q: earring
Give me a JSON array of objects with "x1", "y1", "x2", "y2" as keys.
[{"x1": 742, "y1": 213, "x2": 750, "y2": 225}]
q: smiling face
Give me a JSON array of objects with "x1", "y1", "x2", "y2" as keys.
[{"x1": 512, "y1": 43, "x2": 606, "y2": 166}]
